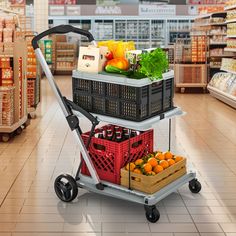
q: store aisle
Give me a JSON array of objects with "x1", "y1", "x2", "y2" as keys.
[{"x1": 0, "y1": 76, "x2": 236, "y2": 236}]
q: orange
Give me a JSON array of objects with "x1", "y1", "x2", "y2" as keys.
[
  {"x1": 125, "y1": 162, "x2": 136, "y2": 171},
  {"x1": 135, "y1": 159, "x2": 144, "y2": 166},
  {"x1": 155, "y1": 152, "x2": 165, "y2": 160},
  {"x1": 148, "y1": 157, "x2": 158, "y2": 167},
  {"x1": 147, "y1": 171, "x2": 156, "y2": 176},
  {"x1": 164, "y1": 151, "x2": 173, "y2": 160},
  {"x1": 159, "y1": 160, "x2": 169, "y2": 169},
  {"x1": 174, "y1": 156, "x2": 183, "y2": 163},
  {"x1": 133, "y1": 168, "x2": 142, "y2": 174},
  {"x1": 167, "y1": 159, "x2": 175, "y2": 166},
  {"x1": 153, "y1": 165, "x2": 164, "y2": 174},
  {"x1": 143, "y1": 163, "x2": 152, "y2": 173}
]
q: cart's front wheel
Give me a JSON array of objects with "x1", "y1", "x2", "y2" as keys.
[
  {"x1": 189, "y1": 179, "x2": 202, "y2": 194},
  {"x1": 54, "y1": 174, "x2": 78, "y2": 202},
  {"x1": 144, "y1": 205, "x2": 160, "y2": 223}
]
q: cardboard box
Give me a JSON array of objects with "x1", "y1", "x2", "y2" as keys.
[{"x1": 77, "y1": 45, "x2": 108, "y2": 73}]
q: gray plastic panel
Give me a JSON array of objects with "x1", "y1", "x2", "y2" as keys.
[{"x1": 72, "y1": 70, "x2": 174, "y2": 87}]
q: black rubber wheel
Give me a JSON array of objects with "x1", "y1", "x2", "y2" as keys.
[
  {"x1": 145, "y1": 205, "x2": 160, "y2": 223},
  {"x1": 54, "y1": 174, "x2": 78, "y2": 202},
  {"x1": 2, "y1": 134, "x2": 10, "y2": 142},
  {"x1": 16, "y1": 127, "x2": 23, "y2": 135},
  {"x1": 189, "y1": 179, "x2": 202, "y2": 194}
]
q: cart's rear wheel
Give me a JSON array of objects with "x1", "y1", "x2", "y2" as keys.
[
  {"x1": 144, "y1": 205, "x2": 160, "y2": 223},
  {"x1": 54, "y1": 174, "x2": 78, "y2": 202},
  {"x1": 2, "y1": 134, "x2": 10, "y2": 142},
  {"x1": 16, "y1": 127, "x2": 23, "y2": 135},
  {"x1": 189, "y1": 179, "x2": 201, "y2": 194}
]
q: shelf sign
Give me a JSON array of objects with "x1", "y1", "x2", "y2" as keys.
[
  {"x1": 49, "y1": 5, "x2": 65, "y2": 16},
  {"x1": 95, "y1": 6, "x2": 122, "y2": 15},
  {"x1": 66, "y1": 5, "x2": 81, "y2": 15},
  {"x1": 139, "y1": 5, "x2": 176, "y2": 16}
]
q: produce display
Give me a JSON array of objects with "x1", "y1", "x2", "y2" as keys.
[
  {"x1": 221, "y1": 58, "x2": 236, "y2": 71},
  {"x1": 209, "y1": 72, "x2": 236, "y2": 96}
]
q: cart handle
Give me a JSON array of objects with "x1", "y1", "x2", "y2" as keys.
[{"x1": 32, "y1": 25, "x2": 95, "y2": 50}]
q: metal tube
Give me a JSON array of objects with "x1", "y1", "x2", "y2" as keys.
[{"x1": 34, "y1": 48, "x2": 101, "y2": 186}]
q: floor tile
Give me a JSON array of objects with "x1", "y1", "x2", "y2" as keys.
[
  {"x1": 220, "y1": 224, "x2": 236, "y2": 233},
  {"x1": 63, "y1": 223, "x2": 101, "y2": 232},
  {"x1": 149, "y1": 223, "x2": 197, "y2": 233},
  {"x1": 14, "y1": 223, "x2": 63, "y2": 232},
  {"x1": 195, "y1": 223, "x2": 223, "y2": 233}
]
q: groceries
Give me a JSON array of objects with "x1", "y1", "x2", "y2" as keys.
[
  {"x1": 0, "y1": 57, "x2": 13, "y2": 87},
  {"x1": 94, "y1": 125, "x2": 141, "y2": 143},
  {"x1": 121, "y1": 151, "x2": 187, "y2": 194},
  {"x1": 77, "y1": 45, "x2": 108, "y2": 73},
  {"x1": 98, "y1": 40, "x2": 135, "y2": 59}
]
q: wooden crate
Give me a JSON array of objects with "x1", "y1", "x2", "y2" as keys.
[{"x1": 120, "y1": 158, "x2": 186, "y2": 194}]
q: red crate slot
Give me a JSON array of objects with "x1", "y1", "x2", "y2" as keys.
[{"x1": 81, "y1": 126, "x2": 153, "y2": 184}]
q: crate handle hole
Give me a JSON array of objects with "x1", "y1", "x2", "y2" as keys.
[
  {"x1": 93, "y1": 143, "x2": 106, "y2": 151},
  {"x1": 132, "y1": 140, "x2": 142, "y2": 148}
]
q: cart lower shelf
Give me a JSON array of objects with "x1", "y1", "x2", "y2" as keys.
[{"x1": 78, "y1": 170, "x2": 196, "y2": 206}]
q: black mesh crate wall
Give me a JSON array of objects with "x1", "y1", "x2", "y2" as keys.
[{"x1": 72, "y1": 76, "x2": 174, "y2": 122}]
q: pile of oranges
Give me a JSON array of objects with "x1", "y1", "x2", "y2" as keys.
[{"x1": 125, "y1": 151, "x2": 183, "y2": 176}]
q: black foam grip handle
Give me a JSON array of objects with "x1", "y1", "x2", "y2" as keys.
[{"x1": 32, "y1": 25, "x2": 95, "y2": 49}]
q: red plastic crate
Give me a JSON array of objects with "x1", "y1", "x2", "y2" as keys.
[{"x1": 81, "y1": 126, "x2": 153, "y2": 185}]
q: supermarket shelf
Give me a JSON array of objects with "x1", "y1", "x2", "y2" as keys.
[
  {"x1": 227, "y1": 35, "x2": 236, "y2": 38},
  {"x1": 209, "y1": 42, "x2": 227, "y2": 45},
  {"x1": 220, "y1": 68, "x2": 236, "y2": 75},
  {"x1": 74, "y1": 107, "x2": 184, "y2": 131},
  {"x1": 225, "y1": 4, "x2": 236, "y2": 11},
  {"x1": 56, "y1": 50, "x2": 75, "y2": 52},
  {"x1": 209, "y1": 22, "x2": 227, "y2": 26},
  {"x1": 209, "y1": 55, "x2": 234, "y2": 58},
  {"x1": 208, "y1": 33, "x2": 227, "y2": 36},
  {"x1": 57, "y1": 58, "x2": 75, "y2": 62},
  {"x1": 0, "y1": 116, "x2": 27, "y2": 133},
  {"x1": 176, "y1": 83, "x2": 207, "y2": 88},
  {"x1": 224, "y1": 48, "x2": 236, "y2": 52},
  {"x1": 210, "y1": 65, "x2": 222, "y2": 69},
  {"x1": 226, "y1": 19, "x2": 236, "y2": 24},
  {"x1": 56, "y1": 68, "x2": 74, "y2": 71}
]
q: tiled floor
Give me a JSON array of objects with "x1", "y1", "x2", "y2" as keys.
[{"x1": 0, "y1": 76, "x2": 236, "y2": 236}]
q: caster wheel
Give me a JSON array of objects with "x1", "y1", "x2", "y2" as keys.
[
  {"x1": 189, "y1": 179, "x2": 202, "y2": 194},
  {"x1": 2, "y1": 134, "x2": 10, "y2": 142},
  {"x1": 181, "y1": 88, "x2": 185, "y2": 93},
  {"x1": 16, "y1": 127, "x2": 23, "y2": 135},
  {"x1": 23, "y1": 119, "x2": 31, "y2": 129},
  {"x1": 54, "y1": 174, "x2": 78, "y2": 202},
  {"x1": 30, "y1": 113, "x2": 36, "y2": 119},
  {"x1": 144, "y1": 205, "x2": 160, "y2": 223}
]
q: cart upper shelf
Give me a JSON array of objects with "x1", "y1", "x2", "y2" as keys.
[{"x1": 74, "y1": 107, "x2": 184, "y2": 131}]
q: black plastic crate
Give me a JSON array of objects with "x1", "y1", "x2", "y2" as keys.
[{"x1": 72, "y1": 75, "x2": 174, "y2": 122}]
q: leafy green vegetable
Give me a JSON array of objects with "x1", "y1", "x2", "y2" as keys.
[{"x1": 139, "y1": 48, "x2": 169, "y2": 81}]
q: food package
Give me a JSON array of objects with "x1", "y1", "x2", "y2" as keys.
[
  {"x1": 3, "y1": 28, "x2": 13, "y2": 42},
  {"x1": 0, "y1": 57, "x2": 11, "y2": 68},
  {"x1": 3, "y1": 43, "x2": 14, "y2": 53},
  {"x1": 125, "y1": 50, "x2": 142, "y2": 71},
  {"x1": 77, "y1": 45, "x2": 108, "y2": 73},
  {"x1": 98, "y1": 41, "x2": 135, "y2": 58}
]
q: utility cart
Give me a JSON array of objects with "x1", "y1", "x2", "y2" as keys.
[{"x1": 32, "y1": 25, "x2": 201, "y2": 223}]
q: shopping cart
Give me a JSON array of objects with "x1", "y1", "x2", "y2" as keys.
[{"x1": 32, "y1": 25, "x2": 201, "y2": 223}]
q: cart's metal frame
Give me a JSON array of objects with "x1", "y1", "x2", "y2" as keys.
[{"x1": 32, "y1": 25, "x2": 200, "y2": 222}]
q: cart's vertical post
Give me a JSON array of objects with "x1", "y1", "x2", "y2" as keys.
[{"x1": 168, "y1": 119, "x2": 172, "y2": 151}]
